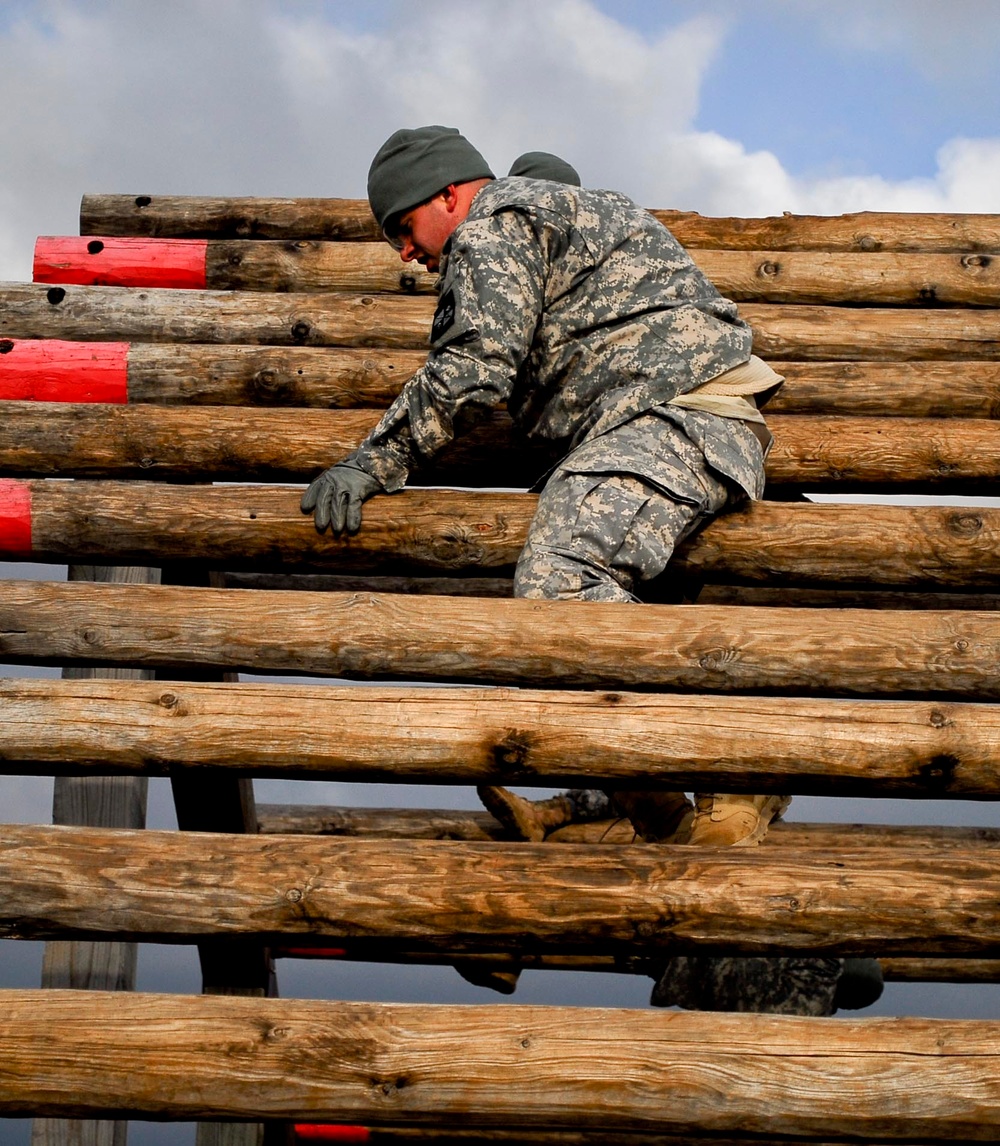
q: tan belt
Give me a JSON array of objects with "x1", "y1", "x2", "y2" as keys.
[{"x1": 667, "y1": 355, "x2": 784, "y2": 453}]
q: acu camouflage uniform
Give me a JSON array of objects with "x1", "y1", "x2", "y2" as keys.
[
  {"x1": 354, "y1": 175, "x2": 843, "y2": 1014},
  {"x1": 353, "y1": 176, "x2": 766, "y2": 600}
]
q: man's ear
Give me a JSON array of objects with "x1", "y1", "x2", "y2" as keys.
[{"x1": 441, "y1": 184, "x2": 461, "y2": 214}]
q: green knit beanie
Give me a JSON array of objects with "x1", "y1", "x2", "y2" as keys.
[
  {"x1": 508, "y1": 151, "x2": 581, "y2": 186},
  {"x1": 367, "y1": 125, "x2": 495, "y2": 233}
]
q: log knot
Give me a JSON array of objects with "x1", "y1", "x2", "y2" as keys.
[
  {"x1": 947, "y1": 512, "x2": 983, "y2": 537},
  {"x1": 918, "y1": 754, "x2": 960, "y2": 791},
  {"x1": 46, "y1": 287, "x2": 66, "y2": 305},
  {"x1": 0, "y1": 340, "x2": 13, "y2": 353},
  {"x1": 494, "y1": 729, "x2": 535, "y2": 775},
  {"x1": 86, "y1": 240, "x2": 104, "y2": 255}
]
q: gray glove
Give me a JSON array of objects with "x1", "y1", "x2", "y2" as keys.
[{"x1": 300, "y1": 458, "x2": 385, "y2": 535}]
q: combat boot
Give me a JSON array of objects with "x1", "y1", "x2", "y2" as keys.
[
  {"x1": 686, "y1": 793, "x2": 791, "y2": 846},
  {"x1": 547, "y1": 818, "x2": 637, "y2": 843},
  {"x1": 476, "y1": 785, "x2": 575, "y2": 841},
  {"x1": 610, "y1": 790, "x2": 695, "y2": 843}
]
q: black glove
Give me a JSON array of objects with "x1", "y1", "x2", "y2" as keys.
[{"x1": 300, "y1": 458, "x2": 385, "y2": 535}]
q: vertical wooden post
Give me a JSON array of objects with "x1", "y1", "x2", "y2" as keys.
[
  {"x1": 159, "y1": 566, "x2": 279, "y2": 1146},
  {"x1": 32, "y1": 564, "x2": 159, "y2": 1146}
]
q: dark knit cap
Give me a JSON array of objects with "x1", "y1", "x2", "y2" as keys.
[
  {"x1": 508, "y1": 151, "x2": 581, "y2": 186},
  {"x1": 367, "y1": 125, "x2": 495, "y2": 233}
]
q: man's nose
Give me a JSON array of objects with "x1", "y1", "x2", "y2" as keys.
[{"x1": 399, "y1": 239, "x2": 418, "y2": 263}]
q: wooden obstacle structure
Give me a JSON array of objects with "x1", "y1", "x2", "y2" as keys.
[{"x1": 1, "y1": 193, "x2": 1000, "y2": 1145}]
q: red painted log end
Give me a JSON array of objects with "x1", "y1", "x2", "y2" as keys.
[
  {"x1": 294, "y1": 1127, "x2": 371, "y2": 1143},
  {"x1": 0, "y1": 339, "x2": 129, "y2": 402},
  {"x1": 33, "y1": 236, "x2": 208, "y2": 289},
  {"x1": 0, "y1": 479, "x2": 32, "y2": 556}
]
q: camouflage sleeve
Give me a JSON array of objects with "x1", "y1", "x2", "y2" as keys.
[{"x1": 353, "y1": 210, "x2": 550, "y2": 492}]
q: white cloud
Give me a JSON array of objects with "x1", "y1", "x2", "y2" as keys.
[{"x1": 1, "y1": 0, "x2": 999, "y2": 281}]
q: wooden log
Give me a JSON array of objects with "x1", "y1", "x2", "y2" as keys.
[
  {"x1": 3, "y1": 678, "x2": 1000, "y2": 798},
  {"x1": 79, "y1": 195, "x2": 1000, "y2": 252},
  {"x1": 7, "y1": 341, "x2": 1000, "y2": 416},
  {"x1": 300, "y1": 1130, "x2": 987, "y2": 1146},
  {"x1": 1, "y1": 824, "x2": 999, "y2": 955},
  {"x1": 696, "y1": 585, "x2": 1000, "y2": 610},
  {"x1": 2, "y1": 404, "x2": 999, "y2": 493},
  {"x1": 0, "y1": 283, "x2": 432, "y2": 349},
  {"x1": 254, "y1": 805, "x2": 1000, "y2": 850},
  {"x1": 2, "y1": 581, "x2": 999, "y2": 698},
  {"x1": 8, "y1": 481, "x2": 1000, "y2": 588},
  {"x1": 220, "y1": 574, "x2": 1000, "y2": 610},
  {"x1": 0, "y1": 404, "x2": 548, "y2": 488},
  {"x1": 7, "y1": 992, "x2": 1000, "y2": 1138},
  {"x1": 881, "y1": 958, "x2": 1000, "y2": 984},
  {"x1": 765, "y1": 361, "x2": 1000, "y2": 419},
  {"x1": 221, "y1": 572, "x2": 515, "y2": 597},
  {"x1": 275, "y1": 946, "x2": 1000, "y2": 986},
  {"x1": 7, "y1": 283, "x2": 1000, "y2": 359},
  {"x1": 80, "y1": 195, "x2": 384, "y2": 241},
  {"x1": 37, "y1": 237, "x2": 1000, "y2": 306},
  {"x1": 273, "y1": 946, "x2": 1000, "y2": 987}
]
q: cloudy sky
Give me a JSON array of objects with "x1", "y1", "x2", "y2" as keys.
[
  {"x1": 4, "y1": 0, "x2": 1000, "y2": 279},
  {"x1": 2, "y1": 1, "x2": 1000, "y2": 1140}
]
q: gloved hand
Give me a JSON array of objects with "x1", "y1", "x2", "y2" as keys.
[{"x1": 300, "y1": 458, "x2": 385, "y2": 535}]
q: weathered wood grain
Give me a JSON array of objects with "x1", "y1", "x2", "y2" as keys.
[
  {"x1": 16, "y1": 482, "x2": 1000, "y2": 588},
  {"x1": 1, "y1": 581, "x2": 998, "y2": 697},
  {"x1": 79, "y1": 195, "x2": 1000, "y2": 252},
  {"x1": 7, "y1": 991, "x2": 1000, "y2": 1137},
  {"x1": 6, "y1": 283, "x2": 1000, "y2": 358},
  {"x1": 2, "y1": 678, "x2": 998, "y2": 797},
  {"x1": 4, "y1": 405, "x2": 999, "y2": 493},
  {"x1": 1, "y1": 825, "x2": 998, "y2": 954},
  {"x1": 125, "y1": 343, "x2": 427, "y2": 406}
]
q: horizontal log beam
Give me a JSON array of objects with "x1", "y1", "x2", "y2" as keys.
[
  {"x1": 3, "y1": 404, "x2": 1000, "y2": 493},
  {"x1": 6, "y1": 481, "x2": 1000, "y2": 588},
  {"x1": 5, "y1": 341, "x2": 1000, "y2": 416},
  {"x1": 2, "y1": 581, "x2": 999, "y2": 697},
  {"x1": 221, "y1": 574, "x2": 1000, "y2": 611},
  {"x1": 272, "y1": 945, "x2": 1000, "y2": 985},
  {"x1": 37, "y1": 237, "x2": 1000, "y2": 306},
  {"x1": 6, "y1": 992, "x2": 1000, "y2": 1138},
  {"x1": 5, "y1": 284, "x2": 1000, "y2": 358},
  {"x1": 1, "y1": 824, "x2": 998, "y2": 954},
  {"x1": 254, "y1": 805, "x2": 1000, "y2": 849},
  {"x1": 221, "y1": 572, "x2": 516, "y2": 596},
  {"x1": 79, "y1": 195, "x2": 1000, "y2": 252},
  {"x1": 697, "y1": 584, "x2": 1000, "y2": 610},
  {"x1": 3, "y1": 677, "x2": 998, "y2": 797}
]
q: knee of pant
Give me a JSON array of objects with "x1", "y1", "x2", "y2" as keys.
[{"x1": 514, "y1": 543, "x2": 635, "y2": 602}]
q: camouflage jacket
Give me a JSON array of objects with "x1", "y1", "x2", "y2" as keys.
[{"x1": 354, "y1": 177, "x2": 756, "y2": 494}]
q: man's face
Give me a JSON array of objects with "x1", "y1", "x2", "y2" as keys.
[{"x1": 387, "y1": 188, "x2": 466, "y2": 273}]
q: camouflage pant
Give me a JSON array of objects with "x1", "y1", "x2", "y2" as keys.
[
  {"x1": 650, "y1": 956, "x2": 844, "y2": 1015},
  {"x1": 511, "y1": 415, "x2": 852, "y2": 1017},
  {"x1": 514, "y1": 413, "x2": 733, "y2": 602}
]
